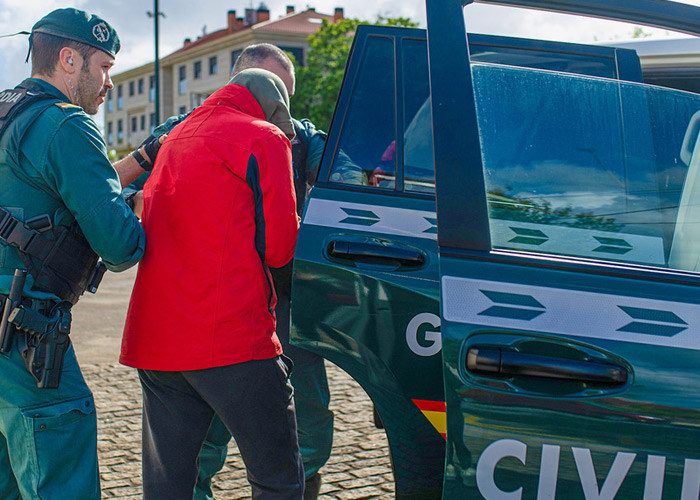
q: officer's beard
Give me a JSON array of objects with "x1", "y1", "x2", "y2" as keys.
[{"x1": 74, "y1": 68, "x2": 106, "y2": 116}]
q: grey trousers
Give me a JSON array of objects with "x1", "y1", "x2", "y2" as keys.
[{"x1": 138, "y1": 356, "x2": 304, "y2": 500}]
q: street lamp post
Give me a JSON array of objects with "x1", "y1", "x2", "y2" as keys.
[{"x1": 147, "y1": 1, "x2": 165, "y2": 124}]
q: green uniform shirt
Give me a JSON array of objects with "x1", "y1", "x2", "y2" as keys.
[{"x1": 0, "y1": 78, "x2": 145, "y2": 300}]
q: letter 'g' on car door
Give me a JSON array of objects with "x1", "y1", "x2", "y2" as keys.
[{"x1": 429, "y1": 1, "x2": 700, "y2": 500}]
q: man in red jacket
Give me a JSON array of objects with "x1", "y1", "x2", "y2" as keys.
[{"x1": 120, "y1": 68, "x2": 303, "y2": 499}]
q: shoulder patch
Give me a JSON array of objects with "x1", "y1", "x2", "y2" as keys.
[{"x1": 54, "y1": 102, "x2": 80, "y2": 110}]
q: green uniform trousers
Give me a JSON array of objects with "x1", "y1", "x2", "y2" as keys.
[{"x1": 0, "y1": 337, "x2": 99, "y2": 500}]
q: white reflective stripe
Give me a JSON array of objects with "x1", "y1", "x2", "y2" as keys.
[
  {"x1": 303, "y1": 198, "x2": 437, "y2": 240},
  {"x1": 442, "y1": 276, "x2": 700, "y2": 351},
  {"x1": 491, "y1": 219, "x2": 665, "y2": 266},
  {"x1": 304, "y1": 200, "x2": 665, "y2": 267}
]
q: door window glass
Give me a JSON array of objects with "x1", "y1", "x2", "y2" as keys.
[
  {"x1": 473, "y1": 63, "x2": 700, "y2": 271},
  {"x1": 403, "y1": 39, "x2": 435, "y2": 194},
  {"x1": 396, "y1": 38, "x2": 625, "y2": 196},
  {"x1": 469, "y1": 43, "x2": 617, "y2": 78},
  {"x1": 329, "y1": 36, "x2": 396, "y2": 188}
]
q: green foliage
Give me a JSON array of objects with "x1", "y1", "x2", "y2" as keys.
[
  {"x1": 291, "y1": 15, "x2": 418, "y2": 131},
  {"x1": 631, "y1": 26, "x2": 652, "y2": 39}
]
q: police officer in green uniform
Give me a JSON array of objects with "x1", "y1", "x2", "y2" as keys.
[{"x1": 0, "y1": 9, "x2": 155, "y2": 499}]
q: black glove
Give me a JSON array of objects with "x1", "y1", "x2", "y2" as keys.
[
  {"x1": 131, "y1": 134, "x2": 163, "y2": 171},
  {"x1": 142, "y1": 134, "x2": 163, "y2": 164}
]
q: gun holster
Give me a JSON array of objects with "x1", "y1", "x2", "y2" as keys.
[{"x1": 11, "y1": 301, "x2": 71, "y2": 389}]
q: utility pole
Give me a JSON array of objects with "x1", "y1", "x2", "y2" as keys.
[{"x1": 147, "y1": 1, "x2": 165, "y2": 124}]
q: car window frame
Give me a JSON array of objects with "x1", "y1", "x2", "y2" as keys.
[{"x1": 425, "y1": 0, "x2": 700, "y2": 287}]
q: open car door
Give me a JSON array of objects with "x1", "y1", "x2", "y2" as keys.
[{"x1": 430, "y1": 0, "x2": 700, "y2": 498}]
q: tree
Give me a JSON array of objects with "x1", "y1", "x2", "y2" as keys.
[
  {"x1": 631, "y1": 26, "x2": 652, "y2": 38},
  {"x1": 291, "y1": 16, "x2": 417, "y2": 131}
]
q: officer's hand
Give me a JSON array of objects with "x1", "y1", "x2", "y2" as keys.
[
  {"x1": 145, "y1": 133, "x2": 168, "y2": 160},
  {"x1": 135, "y1": 133, "x2": 168, "y2": 171}
]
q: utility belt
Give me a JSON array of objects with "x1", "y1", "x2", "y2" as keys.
[
  {"x1": 0, "y1": 269, "x2": 72, "y2": 389},
  {"x1": 0, "y1": 208, "x2": 103, "y2": 389},
  {"x1": 0, "y1": 207, "x2": 106, "y2": 305}
]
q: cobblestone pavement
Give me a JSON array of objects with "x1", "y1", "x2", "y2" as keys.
[{"x1": 71, "y1": 269, "x2": 395, "y2": 499}]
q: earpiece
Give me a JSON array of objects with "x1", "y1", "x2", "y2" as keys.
[{"x1": 68, "y1": 57, "x2": 73, "y2": 65}]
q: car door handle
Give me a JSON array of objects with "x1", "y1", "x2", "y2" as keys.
[
  {"x1": 466, "y1": 346, "x2": 628, "y2": 385},
  {"x1": 328, "y1": 240, "x2": 425, "y2": 267}
]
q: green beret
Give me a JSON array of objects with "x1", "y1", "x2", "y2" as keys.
[{"x1": 30, "y1": 8, "x2": 120, "y2": 57}]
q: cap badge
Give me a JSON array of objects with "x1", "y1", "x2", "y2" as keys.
[{"x1": 92, "y1": 22, "x2": 110, "y2": 43}]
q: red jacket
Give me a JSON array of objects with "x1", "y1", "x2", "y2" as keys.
[{"x1": 120, "y1": 84, "x2": 299, "y2": 371}]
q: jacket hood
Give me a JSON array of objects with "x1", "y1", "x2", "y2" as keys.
[{"x1": 228, "y1": 68, "x2": 294, "y2": 140}]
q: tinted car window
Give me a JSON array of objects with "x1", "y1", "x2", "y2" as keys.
[
  {"x1": 330, "y1": 36, "x2": 396, "y2": 188},
  {"x1": 403, "y1": 39, "x2": 435, "y2": 193},
  {"x1": 469, "y1": 44, "x2": 618, "y2": 78},
  {"x1": 330, "y1": 36, "x2": 636, "y2": 197},
  {"x1": 372, "y1": 38, "x2": 626, "y2": 196},
  {"x1": 472, "y1": 62, "x2": 700, "y2": 270}
]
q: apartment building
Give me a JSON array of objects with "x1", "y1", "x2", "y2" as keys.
[{"x1": 105, "y1": 4, "x2": 343, "y2": 157}]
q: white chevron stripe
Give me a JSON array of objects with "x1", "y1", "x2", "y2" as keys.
[
  {"x1": 442, "y1": 276, "x2": 700, "y2": 351},
  {"x1": 303, "y1": 198, "x2": 666, "y2": 266}
]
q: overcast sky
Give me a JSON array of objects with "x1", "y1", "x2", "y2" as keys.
[{"x1": 1, "y1": 0, "x2": 700, "y2": 94}]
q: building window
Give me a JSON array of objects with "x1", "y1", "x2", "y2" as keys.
[
  {"x1": 117, "y1": 85, "x2": 123, "y2": 110},
  {"x1": 140, "y1": 115, "x2": 146, "y2": 130},
  {"x1": 209, "y1": 56, "x2": 218, "y2": 75},
  {"x1": 179, "y1": 106, "x2": 186, "y2": 115},
  {"x1": 138, "y1": 78, "x2": 144, "y2": 94},
  {"x1": 179, "y1": 66, "x2": 187, "y2": 95},
  {"x1": 107, "y1": 122, "x2": 113, "y2": 145},
  {"x1": 107, "y1": 90, "x2": 113, "y2": 112},
  {"x1": 149, "y1": 112, "x2": 156, "y2": 133},
  {"x1": 131, "y1": 116, "x2": 137, "y2": 133},
  {"x1": 149, "y1": 75, "x2": 155, "y2": 102},
  {"x1": 230, "y1": 49, "x2": 242, "y2": 74},
  {"x1": 117, "y1": 119, "x2": 123, "y2": 143},
  {"x1": 194, "y1": 61, "x2": 202, "y2": 79},
  {"x1": 278, "y1": 46, "x2": 304, "y2": 66},
  {"x1": 129, "y1": 81, "x2": 135, "y2": 96}
]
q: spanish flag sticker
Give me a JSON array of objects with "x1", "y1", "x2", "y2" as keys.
[{"x1": 412, "y1": 399, "x2": 446, "y2": 440}]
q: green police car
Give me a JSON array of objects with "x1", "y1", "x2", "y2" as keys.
[{"x1": 291, "y1": 0, "x2": 700, "y2": 498}]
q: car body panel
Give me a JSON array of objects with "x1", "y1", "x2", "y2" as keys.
[
  {"x1": 292, "y1": 2, "x2": 700, "y2": 497},
  {"x1": 429, "y1": 0, "x2": 700, "y2": 498}
]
